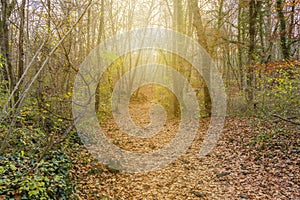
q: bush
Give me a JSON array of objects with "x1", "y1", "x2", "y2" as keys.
[
  {"x1": 0, "y1": 149, "x2": 75, "y2": 200},
  {"x1": 256, "y1": 61, "x2": 300, "y2": 118}
]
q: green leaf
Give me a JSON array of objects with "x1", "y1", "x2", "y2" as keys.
[
  {"x1": 9, "y1": 164, "x2": 17, "y2": 171},
  {"x1": 0, "y1": 166, "x2": 4, "y2": 174}
]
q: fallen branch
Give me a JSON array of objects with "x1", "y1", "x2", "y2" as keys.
[{"x1": 272, "y1": 114, "x2": 300, "y2": 125}]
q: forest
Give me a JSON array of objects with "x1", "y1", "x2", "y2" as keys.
[{"x1": 0, "y1": 0, "x2": 299, "y2": 199}]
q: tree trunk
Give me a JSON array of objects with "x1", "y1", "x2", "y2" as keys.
[
  {"x1": 189, "y1": 0, "x2": 212, "y2": 117},
  {"x1": 0, "y1": 0, "x2": 16, "y2": 105},
  {"x1": 97, "y1": 0, "x2": 105, "y2": 44},
  {"x1": 237, "y1": 0, "x2": 244, "y2": 90},
  {"x1": 17, "y1": 0, "x2": 26, "y2": 102},
  {"x1": 95, "y1": 0, "x2": 105, "y2": 112},
  {"x1": 246, "y1": 0, "x2": 257, "y2": 104},
  {"x1": 276, "y1": 0, "x2": 290, "y2": 59},
  {"x1": 172, "y1": 0, "x2": 184, "y2": 117},
  {"x1": 288, "y1": 0, "x2": 296, "y2": 42}
]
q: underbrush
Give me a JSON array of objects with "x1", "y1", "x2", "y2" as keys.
[
  {"x1": 227, "y1": 60, "x2": 300, "y2": 120},
  {"x1": 0, "y1": 105, "x2": 80, "y2": 199},
  {"x1": 0, "y1": 149, "x2": 75, "y2": 200}
]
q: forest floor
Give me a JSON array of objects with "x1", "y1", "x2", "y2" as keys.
[{"x1": 70, "y1": 88, "x2": 300, "y2": 200}]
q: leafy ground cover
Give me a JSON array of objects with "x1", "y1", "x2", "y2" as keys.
[{"x1": 71, "y1": 100, "x2": 299, "y2": 199}]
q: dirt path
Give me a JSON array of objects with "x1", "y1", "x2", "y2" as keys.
[{"x1": 71, "y1": 88, "x2": 300, "y2": 199}]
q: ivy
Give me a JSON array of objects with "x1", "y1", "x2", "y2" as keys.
[{"x1": 0, "y1": 150, "x2": 75, "y2": 200}]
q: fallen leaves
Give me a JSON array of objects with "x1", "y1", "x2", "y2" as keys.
[{"x1": 70, "y1": 110, "x2": 299, "y2": 199}]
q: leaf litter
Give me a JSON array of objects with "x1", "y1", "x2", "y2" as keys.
[{"x1": 71, "y1": 95, "x2": 299, "y2": 199}]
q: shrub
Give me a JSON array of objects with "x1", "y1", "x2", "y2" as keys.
[{"x1": 0, "y1": 149, "x2": 75, "y2": 200}]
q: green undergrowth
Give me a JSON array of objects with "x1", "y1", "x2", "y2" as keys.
[
  {"x1": 0, "y1": 148, "x2": 76, "y2": 200},
  {"x1": 0, "y1": 124, "x2": 82, "y2": 199}
]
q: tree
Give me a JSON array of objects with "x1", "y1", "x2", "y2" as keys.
[
  {"x1": 0, "y1": 0, "x2": 17, "y2": 103},
  {"x1": 276, "y1": 0, "x2": 290, "y2": 59},
  {"x1": 189, "y1": 0, "x2": 212, "y2": 116},
  {"x1": 246, "y1": 0, "x2": 257, "y2": 104},
  {"x1": 16, "y1": 0, "x2": 26, "y2": 103},
  {"x1": 171, "y1": 0, "x2": 184, "y2": 117}
]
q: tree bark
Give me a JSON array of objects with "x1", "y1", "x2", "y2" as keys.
[
  {"x1": 171, "y1": 0, "x2": 184, "y2": 117},
  {"x1": 189, "y1": 0, "x2": 212, "y2": 116},
  {"x1": 276, "y1": 0, "x2": 290, "y2": 59},
  {"x1": 237, "y1": 0, "x2": 244, "y2": 90},
  {"x1": 0, "y1": 0, "x2": 17, "y2": 105},
  {"x1": 246, "y1": 0, "x2": 257, "y2": 104},
  {"x1": 17, "y1": 0, "x2": 26, "y2": 102}
]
